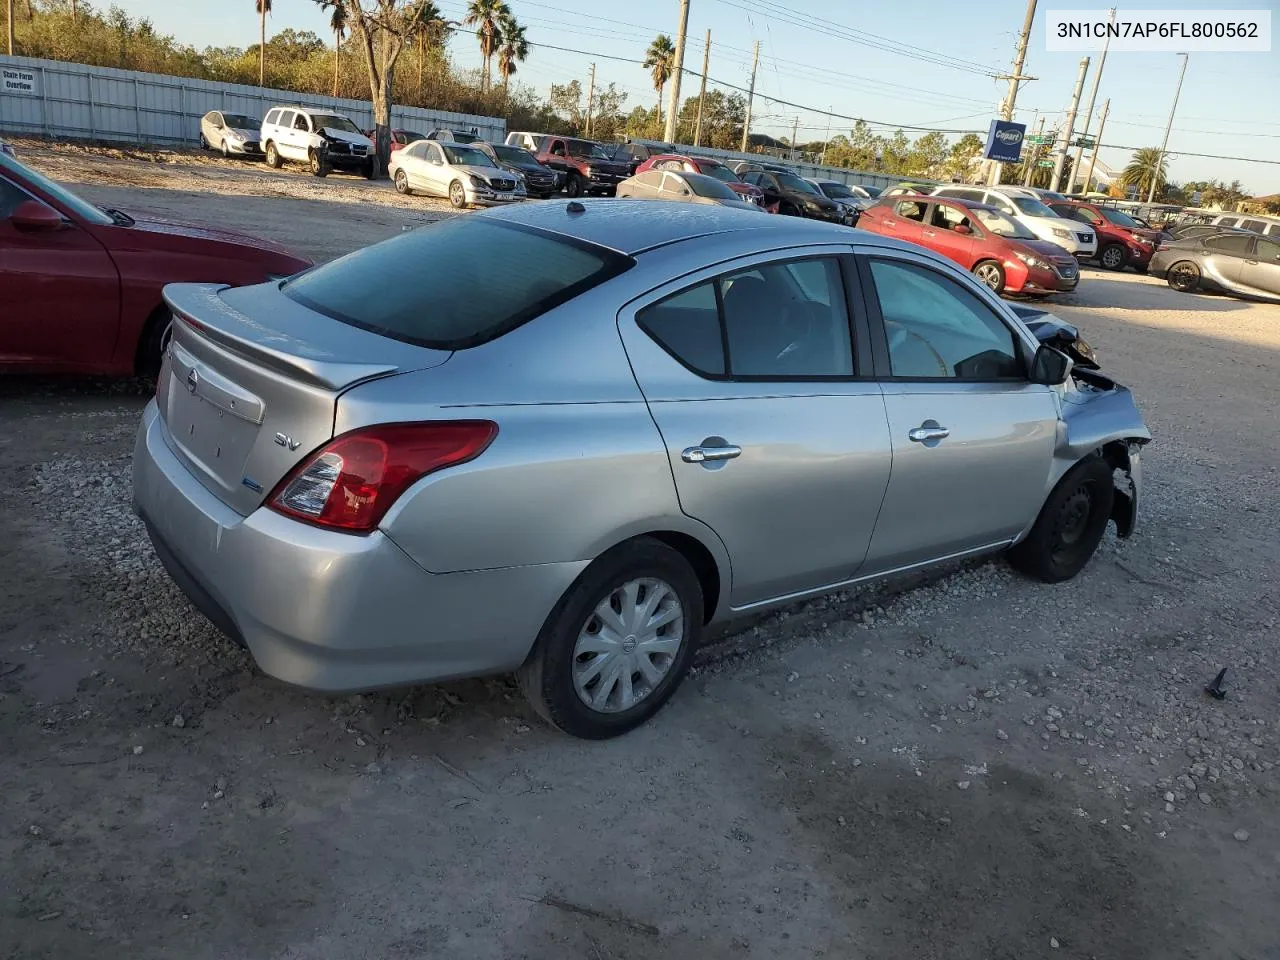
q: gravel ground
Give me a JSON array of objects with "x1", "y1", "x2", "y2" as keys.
[{"x1": 2, "y1": 144, "x2": 1279, "y2": 960}]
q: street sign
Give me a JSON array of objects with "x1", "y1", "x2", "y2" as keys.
[
  {"x1": 1072, "y1": 136, "x2": 1095, "y2": 148},
  {"x1": 1026, "y1": 134, "x2": 1053, "y2": 145},
  {"x1": 1037, "y1": 159, "x2": 1054, "y2": 168}
]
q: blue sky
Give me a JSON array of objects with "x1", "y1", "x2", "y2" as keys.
[{"x1": 113, "y1": 0, "x2": 1280, "y2": 194}]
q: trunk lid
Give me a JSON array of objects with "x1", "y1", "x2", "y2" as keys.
[{"x1": 158, "y1": 282, "x2": 451, "y2": 516}]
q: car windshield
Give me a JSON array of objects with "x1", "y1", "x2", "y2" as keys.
[
  {"x1": 1012, "y1": 196, "x2": 1057, "y2": 218},
  {"x1": 972, "y1": 207, "x2": 1037, "y2": 239},
  {"x1": 223, "y1": 114, "x2": 258, "y2": 129},
  {"x1": 817, "y1": 181, "x2": 855, "y2": 199},
  {"x1": 283, "y1": 218, "x2": 633, "y2": 349},
  {"x1": 686, "y1": 175, "x2": 741, "y2": 200},
  {"x1": 697, "y1": 162, "x2": 738, "y2": 184},
  {"x1": 311, "y1": 114, "x2": 361, "y2": 134},
  {"x1": 778, "y1": 174, "x2": 819, "y2": 195},
  {"x1": 444, "y1": 145, "x2": 495, "y2": 167},
  {"x1": 493, "y1": 145, "x2": 534, "y2": 164},
  {"x1": 1100, "y1": 207, "x2": 1142, "y2": 228},
  {"x1": 567, "y1": 139, "x2": 611, "y2": 159},
  {"x1": 0, "y1": 152, "x2": 112, "y2": 225}
]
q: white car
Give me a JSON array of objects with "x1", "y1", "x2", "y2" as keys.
[
  {"x1": 931, "y1": 184, "x2": 1097, "y2": 260},
  {"x1": 260, "y1": 105, "x2": 374, "y2": 178},
  {"x1": 199, "y1": 110, "x2": 262, "y2": 159},
  {"x1": 389, "y1": 139, "x2": 526, "y2": 208}
]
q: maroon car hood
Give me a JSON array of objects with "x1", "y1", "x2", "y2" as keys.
[{"x1": 129, "y1": 217, "x2": 302, "y2": 259}]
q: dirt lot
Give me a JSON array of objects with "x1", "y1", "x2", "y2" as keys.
[{"x1": 2, "y1": 143, "x2": 1279, "y2": 960}]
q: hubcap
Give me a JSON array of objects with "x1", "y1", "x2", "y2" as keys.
[
  {"x1": 1102, "y1": 248, "x2": 1123, "y2": 267},
  {"x1": 572, "y1": 578, "x2": 684, "y2": 714},
  {"x1": 976, "y1": 264, "x2": 1001, "y2": 288},
  {"x1": 1171, "y1": 264, "x2": 1196, "y2": 288}
]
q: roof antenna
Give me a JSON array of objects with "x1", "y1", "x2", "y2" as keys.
[{"x1": 566, "y1": 200, "x2": 586, "y2": 214}]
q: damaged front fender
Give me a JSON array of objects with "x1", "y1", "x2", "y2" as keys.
[{"x1": 1051, "y1": 367, "x2": 1151, "y2": 539}]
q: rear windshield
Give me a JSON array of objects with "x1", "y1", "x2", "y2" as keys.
[
  {"x1": 686, "y1": 174, "x2": 741, "y2": 200},
  {"x1": 282, "y1": 218, "x2": 634, "y2": 349}
]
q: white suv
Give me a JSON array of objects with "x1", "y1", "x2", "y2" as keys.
[
  {"x1": 931, "y1": 184, "x2": 1097, "y2": 259},
  {"x1": 260, "y1": 105, "x2": 375, "y2": 178}
]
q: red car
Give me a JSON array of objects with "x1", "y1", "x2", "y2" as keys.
[
  {"x1": 364, "y1": 129, "x2": 426, "y2": 153},
  {"x1": 0, "y1": 151, "x2": 311, "y2": 377},
  {"x1": 635, "y1": 154, "x2": 767, "y2": 207},
  {"x1": 1047, "y1": 200, "x2": 1160, "y2": 272},
  {"x1": 858, "y1": 195, "x2": 1080, "y2": 297}
]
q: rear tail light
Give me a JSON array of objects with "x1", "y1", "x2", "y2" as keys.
[{"x1": 267, "y1": 421, "x2": 497, "y2": 533}]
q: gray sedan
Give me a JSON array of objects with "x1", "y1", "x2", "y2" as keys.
[
  {"x1": 617, "y1": 169, "x2": 762, "y2": 211},
  {"x1": 1150, "y1": 230, "x2": 1280, "y2": 303},
  {"x1": 132, "y1": 200, "x2": 1149, "y2": 738}
]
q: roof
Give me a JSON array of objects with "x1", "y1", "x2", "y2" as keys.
[{"x1": 477, "y1": 198, "x2": 854, "y2": 256}]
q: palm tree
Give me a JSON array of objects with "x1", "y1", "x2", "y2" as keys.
[
  {"x1": 643, "y1": 34, "x2": 675, "y2": 126},
  {"x1": 255, "y1": 0, "x2": 271, "y2": 86},
  {"x1": 320, "y1": 0, "x2": 347, "y2": 98},
  {"x1": 408, "y1": 0, "x2": 450, "y2": 98},
  {"x1": 496, "y1": 12, "x2": 528, "y2": 98},
  {"x1": 463, "y1": 0, "x2": 510, "y2": 95},
  {"x1": 1120, "y1": 147, "x2": 1168, "y2": 199}
]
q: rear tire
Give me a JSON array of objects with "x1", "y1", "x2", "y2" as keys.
[
  {"x1": 1099, "y1": 243, "x2": 1126, "y2": 270},
  {"x1": 136, "y1": 308, "x2": 173, "y2": 383},
  {"x1": 517, "y1": 538, "x2": 703, "y2": 739},
  {"x1": 1009, "y1": 455, "x2": 1115, "y2": 583},
  {"x1": 394, "y1": 169, "x2": 411, "y2": 194},
  {"x1": 973, "y1": 259, "x2": 1006, "y2": 294},
  {"x1": 1167, "y1": 260, "x2": 1201, "y2": 292},
  {"x1": 265, "y1": 142, "x2": 282, "y2": 169}
]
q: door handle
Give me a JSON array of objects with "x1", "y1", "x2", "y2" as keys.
[
  {"x1": 908, "y1": 426, "x2": 950, "y2": 443},
  {"x1": 681, "y1": 444, "x2": 742, "y2": 463}
]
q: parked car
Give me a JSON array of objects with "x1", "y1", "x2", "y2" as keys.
[
  {"x1": 426, "y1": 128, "x2": 482, "y2": 144},
  {"x1": 362, "y1": 129, "x2": 426, "y2": 153},
  {"x1": 0, "y1": 150, "x2": 310, "y2": 377},
  {"x1": 857, "y1": 195, "x2": 1081, "y2": 296},
  {"x1": 635, "y1": 154, "x2": 765, "y2": 206},
  {"x1": 199, "y1": 111, "x2": 262, "y2": 158},
  {"x1": 805, "y1": 179, "x2": 872, "y2": 224},
  {"x1": 532, "y1": 135, "x2": 632, "y2": 197},
  {"x1": 505, "y1": 131, "x2": 550, "y2": 154},
  {"x1": 132, "y1": 201, "x2": 1148, "y2": 739},
  {"x1": 1031, "y1": 188, "x2": 1069, "y2": 203},
  {"x1": 1204, "y1": 212, "x2": 1280, "y2": 239},
  {"x1": 389, "y1": 138, "x2": 526, "y2": 208},
  {"x1": 474, "y1": 141, "x2": 560, "y2": 198},
  {"x1": 0, "y1": 135, "x2": 14, "y2": 158},
  {"x1": 931, "y1": 184, "x2": 1097, "y2": 260},
  {"x1": 260, "y1": 105, "x2": 374, "y2": 178},
  {"x1": 1149, "y1": 229, "x2": 1280, "y2": 303},
  {"x1": 610, "y1": 139, "x2": 675, "y2": 172},
  {"x1": 739, "y1": 169, "x2": 844, "y2": 222},
  {"x1": 617, "y1": 170, "x2": 763, "y2": 211},
  {"x1": 1046, "y1": 200, "x2": 1160, "y2": 272},
  {"x1": 1164, "y1": 222, "x2": 1252, "y2": 242}
]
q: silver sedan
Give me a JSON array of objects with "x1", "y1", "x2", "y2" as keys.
[{"x1": 132, "y1": 200, "x2": 1150, "y2": 738}]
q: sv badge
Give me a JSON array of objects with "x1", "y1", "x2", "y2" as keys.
[{"x1": 274, "y1": 432, "x2": 301, "y2": 451}]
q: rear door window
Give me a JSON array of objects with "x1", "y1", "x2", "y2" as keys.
[
  {"x1": 264, "y1": 109, "x2": 281, "y2": 126},
  {"x1": 894, "y1": 200, "x2": 928, "y2": 222},
  {"x1": 1240, "y1": 219, "x2": 1266, "y2": 233},
  {"x1": 1206, "y1": 233, "x2": 1254, "y2": 256},
  {"x1": 282, "y1": 219, "x2": 634, "y2": 349}
]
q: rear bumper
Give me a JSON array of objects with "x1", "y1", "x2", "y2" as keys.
[{"x1": 131, "y1": 401, "x2": 583, "y2": 693}]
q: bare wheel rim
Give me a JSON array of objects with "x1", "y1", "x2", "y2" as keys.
[
  {"x1": 1101, "y1": 246, "x2": 1124, "y2": 268},
  {"x1": 1050, "y1": 482, "x2": 1095, "y2": 564},
  {"x1": 572, "y1": 577, "x2": 684, "y2": 714},
  {"x1": 975, "y1": 263, "x2": 1002, "y2": 289}
]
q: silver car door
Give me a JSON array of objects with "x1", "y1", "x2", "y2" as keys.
[
  {"x1": 855, "y1": 250, "x2": 1059, "y2": 573},
  {"x1": 422, "y1": 142, "x2": 447, "y2": 195},
  {"x1": 617, "y1": 246, "x2": 892, "y2": 608},
  {"x1": 1239, "y1": 235, "x2": 1280, "y2": 297}
]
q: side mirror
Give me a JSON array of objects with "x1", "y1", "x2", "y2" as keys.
[
  {"x1": 1030, "y1": 344, "x2": 1072, "y2": 385},
  {"x1": 953, "y1": 224, "x2": 972, "y2": 235},
  {"x1": 10, "y1": 199, "x2": 65, "y2": 232},
  {"x1": 680, "y1": 188, "x2": 690, "y2": 196}
]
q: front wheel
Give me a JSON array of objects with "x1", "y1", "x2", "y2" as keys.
[
  {"x1": 518, "y1": 538, "x2": 703, "y2": 739},
  {"x1": 973, "y1": 259, "x2": 1006, "y2": 294},
  {"x1": 265, "y1": 142, "x2": 282, "y2": 169},
  {"x1": 1167, "y1": 260, "x2": 1201, "y2": 292},
  {"x1": 565, "y1": 173, "x2": 585, "y2": 198},
  {"x1": 1099, "y1": 243, "x2": 1127, "y2": 270},
  {"x1": 363, "y1": 158, "x2": 377, "y2": 180},
  {"x1": 448, "y1": 179, "x2": 467, "y2": 208},
  {"x1": 309, "y1": 150, "x2": 329, "y2": 177},
  {"x1": 1009, "y1": 455, "x2": 1115, "y2": 583},
  {"x1": 221, "y1": 139, "x2": 230, "y2": 159}
]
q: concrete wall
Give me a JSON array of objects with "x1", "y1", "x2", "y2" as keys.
[{"x1": 0, "y1": 55, "x2": 505, "y2": 148}]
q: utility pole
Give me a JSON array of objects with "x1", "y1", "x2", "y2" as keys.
[
  {"x1": 693, "y1": 30, "x2": 711, "y2": 147},
  {"x1": 1147, "y1": 53, "x2": 1189, "y2": 203},
  {"x1": 584, "y1": 63, "x2": 596, "y2": 138},
  {"x1": 1022, "y1": 115, "x2": 1046, "y2": 186},
  {"x1": 820, "y1": 105, "x2": 833, "y2": 166},
  {"x1": 740, "y1": 39, "x2": 759, "y2": 153},
  {"x1": 790, "y1": 116, "x2": 799, "y2": 161},
  {"x1": 1071, "y1": 7, "x2": 1114, "y2": 191},
  {"x1": 7, "y1": 0, "x2": 14, "y2": 56},
  {"x1": 1050, "y1": 56, "x2": 1090, "y2": 193},
  {"x1": 1082, "y1": 98, "x2": 1109, "y2": 194},
  {"x1": 987, "y1": 0, "x2": 1039, "y2": 185},
  {"x1": 663, "y1": 0, "x2": 690, "y2": 144}
]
